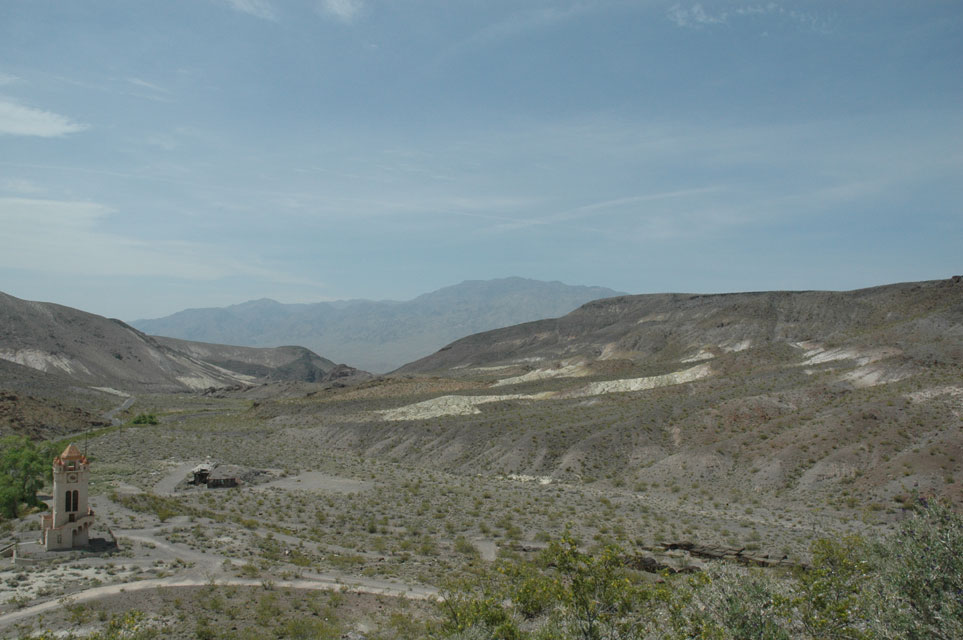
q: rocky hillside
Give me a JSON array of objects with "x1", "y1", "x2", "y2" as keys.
[
  {"x1": 248, "y1": 277, "x2": 963, "y2": 510},
  {"x1": 148, "y1": 337, "x2": 361, "y2": 384},
  {"x1": 0, "y1": 358, "x2": 113, "y2": 439},
  {"x1": 399, "y1": 279, "x2": 963, "y2": 374},
  {"x1": 132, "y1": 278, "x2": 624, "y2": 373},
  {"x1": 0, "y1": 291, "x2": 364, "y2": 394}
]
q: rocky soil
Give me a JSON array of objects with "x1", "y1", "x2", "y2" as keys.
[{"x1": 2, "y1": 277, "x2": 961, "y2": 637}]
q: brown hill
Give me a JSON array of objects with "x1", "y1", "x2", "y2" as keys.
[
  {"x1": 398, "y1": 279, "x2": 963, "y2": 374},
  {"x1": 248, "y1": 277, "x2": 963, "y2": 512},
  {"x1": 0, "y1": 291, "x2": 366, "y2": 394}
]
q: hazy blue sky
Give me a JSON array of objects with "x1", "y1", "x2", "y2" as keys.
[{"x1": 1, "y1": 1, "x2": 960, "y2": 320}]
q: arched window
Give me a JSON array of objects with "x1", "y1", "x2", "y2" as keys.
[
  {"x1": 65, "y1": 490, "x2": 72, "y2": 512},
  {"x1": 72, "y1": 490, "x2": 79, "y2": 512}
]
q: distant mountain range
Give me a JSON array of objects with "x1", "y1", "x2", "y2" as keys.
[
  {"x1": 132, "y1": 278, "x2": 625, "y2": 372},
  {"x1": 0, "y1": 291, "x2": 364, "y2": 395}
]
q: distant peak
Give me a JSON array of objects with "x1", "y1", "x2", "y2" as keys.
[{"x1": 231, "y1": 298, "x2": 282, "y2": 309}]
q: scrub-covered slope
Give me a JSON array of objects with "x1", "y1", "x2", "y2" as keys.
[{"x1": 0, "y1": 291, "x2": 363, "y2": 393}]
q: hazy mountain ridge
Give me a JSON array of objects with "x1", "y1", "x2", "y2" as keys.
[
  {"x1": 132, "y1": 278, "x2": 625, "y2": 373},
  {"x1": 0, "y1": 291, "x2": 362, "y2": 394},
  {"x1": 399, "y1": 279, "x2": 963, "y2": 374}
]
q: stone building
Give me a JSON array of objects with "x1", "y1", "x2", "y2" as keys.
[{"x1": 40, "y1": 443, "x2": 95, "y2": 551}]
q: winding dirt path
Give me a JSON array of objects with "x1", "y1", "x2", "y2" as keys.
[
  {"x1": 104, "y1": 395, "x2": 135, "y2": 426},
  {"x1": 0, "y1": 573, "x2": 438, "y2": 630},
  {"x1": 3, "y1": 463, "x2": 448, "y2": 634},
  {"x1": 1, "y1": 515, "x2": 439, "y2": 633},
  {"x1": 151, "y1": 461, "x2": 199, "y2": 495}
]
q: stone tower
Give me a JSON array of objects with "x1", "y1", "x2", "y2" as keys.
[{"x1": 40, "y1": 443, "x2": 94, "y2": 551}]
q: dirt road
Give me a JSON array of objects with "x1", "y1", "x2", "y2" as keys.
[
  {"x1": 0, "y1": 511, "x2": 439, "y2": 633},
  {"x1": 0, "y1": 573, "x2": 438, "y2": 631}
]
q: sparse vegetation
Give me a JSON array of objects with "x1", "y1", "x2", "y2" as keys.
[
  {"x1": 3, "y1": 278, "x2": 963, "y2": 637},
  {"x1": 433, "y1": 499, "x2": 963, "y2": 639}
]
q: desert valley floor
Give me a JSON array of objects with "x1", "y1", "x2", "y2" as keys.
[{"x1": 2, "y1": 279, "x2": 962, "y2": 637}]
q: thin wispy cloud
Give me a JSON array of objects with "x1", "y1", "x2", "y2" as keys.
[
  {"x1": 433, "y1": 4, "x2": 599, "y2": 85},
  {"x1": 668, "y1": 2, "x2": 831, "y2": 33},
  {"x1": 319, "y1": 0, "x2": 364, "y2": 23},
  {"x1": 127, "y1": 78, "x2": 169, "y2": 94},
  {"x1": 0, "y1": 73, "x2": 19, "y2": 86},
  {"x1": 490, "y1": 188, "x2": 724, "y2": 233},
  {"x1": 143, "y1": 133, "x2": 180, "y2": 151},
  {"x1": 470, "y1": 4, "x2": 592, "y2": 44},
  {"x1": 0, "y1": 178, "x2": 45, "y2": 195},
  {"x1": 0, "y1": 99, "x2": 88, "y2": 137},
  {"x1": 123, "y1": 77, "x2": 175, "y2": 103},
  {"x1": 222, "y1": 0, "x2": 278, "y2": 21},
  {"x1": 667, "y1": 3, "x2": 727, "y2": 28}
]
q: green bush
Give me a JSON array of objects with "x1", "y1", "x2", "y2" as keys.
[
  {"x1": 796, "y1": 536, "x2": 872, "y2": 639},
  {"x1": 676, "y1": 568, "x2": 794, "y2": 640},
  {"x1": 434, "y1": 500, "x2": 963, "y2": 640},
  {"x1": 437, "y1": 532, "x2": 660, "y2": 640},
  {"x1": 454, "y1": 535, "x2": 480, "y2": 558},
  {"x1": 868, "y1": 498, "x2": 963, "y2": 639},
  {"x1": 0, "y1": 435, "x2": 45, "y2": 519}
]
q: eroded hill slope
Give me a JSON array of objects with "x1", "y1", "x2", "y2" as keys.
[
  {"x1": 0, "y1": 291, "x2": 364, "y2": 394},
  {"x1": 249, "y1": 278, "x2": 963, "y2": 512},
  {"x1": 399, "y1": 279, "x2": 963, "y2": 374}
]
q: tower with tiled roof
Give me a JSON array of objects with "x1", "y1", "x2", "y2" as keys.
[{"x1": 40, "y1": 443, "x2": 94, "y2": 550}]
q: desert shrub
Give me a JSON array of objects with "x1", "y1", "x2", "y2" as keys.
[
  {"x1": 454, "y1": 535, "x2": 479, "y2": 558},
  {"x1": 795, "y1": 536, "x2": 872, "y2": 640},
  {"x1": 255, "y1": 592, "x2": 282, "y2": 625},
  {"x1": 434, "y1": 500, "x2": 963, "y2": 639},
  {"x1": 436, "y1": 533, "x2": 659, "y2": 640},
  {"x1": 498, "y1": 561, "x2": 559, "y2": 620},
  {"x1": 130, "y1": 412, "x2": 159, "y2": 425},
  {"x1": 278, "y1": 616, "x2": 342, "y2": 639},
  {"x1": 75, "y1": 610, "x2": 162, "y2": 639},
  {"x1": 867, "y1": 498, "x2": 963, "y2": 640},
  {"x1": 545, "y1": 536, "x2": 654, "y2": 639},
  {"x1": 380, "y1": 611, "x2": 429, "y2": 638},
  {"x1": 438, "y1": 568, "x2": 526, "y2": 640},
  {"x1": 114, "y1": 492, "x2": 191, "y2": 522},
  {"x1": 194, "y1": 615, "x2": 216, "y2": 640},
  {"x1": 674, "y1": 568, "x2": 795, "y2": 640}
]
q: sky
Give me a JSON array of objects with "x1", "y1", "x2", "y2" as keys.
[{"x1": 1, "y1": 1, "x2": 961, "y2": 321}]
